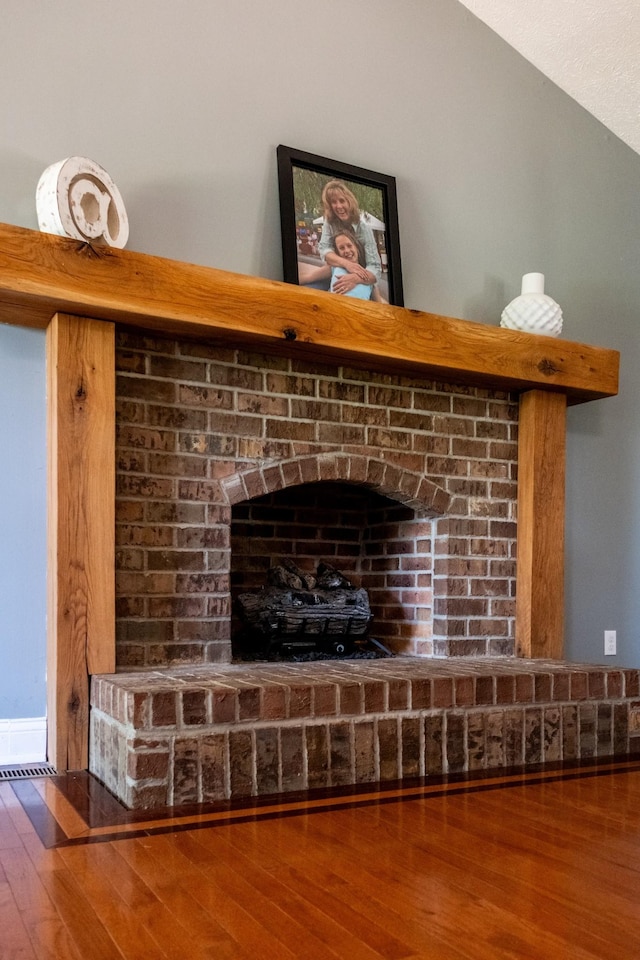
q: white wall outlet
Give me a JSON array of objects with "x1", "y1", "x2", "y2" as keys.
[{"x1": 604, "y1": 630, "x2": 617, "y2": 656}]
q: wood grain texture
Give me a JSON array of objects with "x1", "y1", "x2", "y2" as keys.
[
  {"x1": 5, "y1": 767, "x2": 640, "y2": 960},
  {"x1": 516, "y1": 389, "x2": 567, "y2": 658},
  {"x1": 0, "y1": 221, "x2": 618, "y2": 404},
  {"x1": 47, "y1": 314, "x2": 115, "y2": 772}
]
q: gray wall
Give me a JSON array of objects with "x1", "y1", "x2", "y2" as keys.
[
  {"x1": 1, "y1": 0, "x2": 638, "y2": 716},
  {"x1": 0, "y1": 326, "x2": 46, "y2": 718}
]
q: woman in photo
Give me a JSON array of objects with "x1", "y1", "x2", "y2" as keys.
[
  {"x1": 318, "y1": 180, "x2": 382, "y2": 288},
  {"x1": 330, "y1": 230, "x2": 387, "y2": 303}
]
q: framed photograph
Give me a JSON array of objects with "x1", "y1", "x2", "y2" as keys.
[{"x1": 277, "y1": 145, "x2": 403, "y2": 307}]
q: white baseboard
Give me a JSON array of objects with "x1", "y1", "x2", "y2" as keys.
[{"x1": 0, "y1": 717, "x2": 47, "y2": 765}]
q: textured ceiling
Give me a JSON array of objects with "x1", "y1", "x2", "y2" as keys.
[{"x1": 457, "y1": 0, "x2": 640, "y2": 155}]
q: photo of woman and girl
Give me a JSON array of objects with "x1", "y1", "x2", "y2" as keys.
[{"x1": 297, "y1": 179, "x2": 388, "y2": 303}]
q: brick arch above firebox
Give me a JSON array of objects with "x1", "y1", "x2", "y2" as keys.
[{"x1": 219, "y1": 452, "x2": 452, "y2": 518}]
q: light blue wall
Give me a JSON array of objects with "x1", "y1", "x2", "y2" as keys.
[
  {"x1": 0, "y1": 325, "x2": 46, "y2": 718},
  {"x1": 1, "y1": 0, "x2": 639, "y2": 677}
]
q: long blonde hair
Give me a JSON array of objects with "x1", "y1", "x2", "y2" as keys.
[{"x1": 321, "y1": 180, "x2": 361, "y2": 227}]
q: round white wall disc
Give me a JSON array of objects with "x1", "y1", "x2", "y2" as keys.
[{"x1": 36, "y1": 156, "x2": 129, "y2": 248}]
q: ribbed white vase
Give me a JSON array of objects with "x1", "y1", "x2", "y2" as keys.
[{"x1": 500, "y1": 273, "x2": 563, "y2": 337}]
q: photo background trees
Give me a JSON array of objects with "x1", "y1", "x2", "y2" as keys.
[{"x1": 292, "y1": 166, "x2": 385, "y2": 223}]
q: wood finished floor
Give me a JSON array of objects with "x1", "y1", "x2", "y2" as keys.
[{"x1": 2, "y1": 760, "x2": 640, "y2": 959}]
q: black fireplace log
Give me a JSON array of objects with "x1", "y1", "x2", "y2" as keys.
[
  {"x1": 236, "y1": 586, "x2": 371, "y2": 637},
  {"x1": 236, "y1": 561, "x2": 371, "y2": 639}
]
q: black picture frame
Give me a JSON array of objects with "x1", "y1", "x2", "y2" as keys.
[{"x1": 277, "y1": 145, "x2": 404, "y2": 307}]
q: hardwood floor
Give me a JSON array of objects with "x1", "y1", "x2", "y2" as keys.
[{"x1": 2, "y1": 760, "x2": 640, "y2": 959}]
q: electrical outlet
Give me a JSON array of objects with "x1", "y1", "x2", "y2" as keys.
[{"x1": 604, "y1": 630, "x2": 617, "y2": 656}]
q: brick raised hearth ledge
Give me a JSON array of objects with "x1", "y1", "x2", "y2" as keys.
[
  {"x1": 0, "y1": 222, "x2": 620, "y2": 773},
  {"x1": 90, "y1": 658, "x2": 640, "y2": 809}
]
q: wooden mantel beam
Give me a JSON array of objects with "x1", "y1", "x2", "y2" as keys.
[{"x1": 0, "y1": 222, "x2": 619, "y2": 404}]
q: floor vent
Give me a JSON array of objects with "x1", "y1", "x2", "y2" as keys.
[{"x1": 0, "y1": 764, "x2": 57, "y2": 781}]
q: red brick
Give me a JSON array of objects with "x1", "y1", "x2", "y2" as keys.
[
  {"x1": 116, "y1": 572, "x2": 174, "y2": 594},
  {"x1": 329, "y1": 722, "x2": 353, "y2": 786},
  {"x1": 126, "y1": 748, "x2": 171, "y2": 781},
  {"x1": 476, "y1": 676, "x2": 494, "y2": 705},
  {"x1": 116, "y1": 549, "x2": 144, "y2": 571},
  {"x1": 432, "y1": 677, "x2": 454, "y2": 708},
  {"x1": 625, "y1": 671, "x2": 640, "y2": 697},
  {"x1": 363, "y1": 680, "x2": 386, "y2": 713},
  {"x1": 606, "y1": 671, "x2": 623, "y2": 699},
  {"x1": 237, "y1": 686, "x2": 261, "y2": 720},
  {"x1": 288, "y1": 685, "x2": 312, "y2": 719},
  {"x1": 454, "y1": 676, "x2": 475, "y2": 707},
  {"x1": 128, "y1": 784, "x2": 168, "y2": 808},
  {"x1": 148, "y1": 643, "x2": 205, "y2": 666},
  {"x1": 201, "y1": 734, "x2": 228, "y2": 801},
  {"x1": 411, "y1": 678, "x2": 432, "y2": 710},
  {"x1": 117, "y1": 375, "x2": 175, "y2": 403},
  {"x1": 148, "y1": 453, "x2": 208, "y2": 478},
  {"x1": 306, "y1": 726, "x2": 330, "y2": 789},
  {"x1": 319, "y1": 381, "x2": 365, "y2": 402},
  {"x1": 313, "y1": 684, "x2": 337, "y2": 717},
  {"x1": 178, "y1": 384, "x2": 235, "y2": 409},
  {"x1": 237, "y1": 393, "x2": 288, "y2": 416},
  {"x1": 117, "y1": 475, "x2": 175, "y2": 499},
  {"x1": 147, "y1": 550, "x2": 205, "y2": 571},
  {"x1": 182, "y1": 691, "x2": 207, "y2": 725},
  {"x1": 569, "y1": 672, "x2": 589, "y2": 701},
  {"x1": 117, "y1": 526, "x2": 174, "y2": 547},
  {"x1": 489, "y1": 442, "x2": 518, "y2": 460},
  {"x1": 266, "y1": 419, "x2": 315, "y2": 441},
  {"x1": 117, "y1": 426, "x2": 176, "y2": 451},
  {"x1": 229, "y1": 730, "x2": 254, "y2": 797},
  {"x1": 261, "y1": 685, "x2": 287, "y2": 720},
  {"x1": 342, "y1": 404, "x2": 386, "y2": 427},
  {"x1": 387, "y1": 679, "x2": 409, "y2": 711},
  {"x1": 265, "y1": 373, "x2": 315, "y2": 396},
  {"x1": 389, "y1": 410, "x2": 433, "y2": 431},
  {"x1": 588, "y1": 671, "x2": 606, "y2": 700},
  {"x1": 116, "y1": 350, "x2": 146, "y2": 374},
  {"x1": 212, "y1": 688, "x2": 237, "y2": 723},
  {"x1": 175, "y1": 617, "x2": 231, "y2": 643},
  {"x1": 152, "y1": 692, "x2": 177, "y2": 727},
  {"x1": 495, "y1": 676, "x2": 515, "y2": 704},
  {"x1": 354, "y1": 721, "x2": 376, "y2": 782},
  {"x1": 148, "y1": 597, "x2": 206, "y2": 618},
  {"x1": 339, "y1": 683, "x2": 363, "y2": 715},
  {"x1": 515, "y1": 674, "x2": 534, "y2": 703},
  {"x1": 280, "y1": 728, "x2": 304, "y2": 792}
]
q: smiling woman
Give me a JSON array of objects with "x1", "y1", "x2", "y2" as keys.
[
  {"x1": 319, "y1": 181, "x2": 382, "y2": 292},
  {"x1": 330, "y1": 230, "x2": 387, "y2": 302}
]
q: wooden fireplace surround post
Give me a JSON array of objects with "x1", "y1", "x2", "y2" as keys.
[{"x1": 0, "y1": 223, "x2": 619, "y2": 771}]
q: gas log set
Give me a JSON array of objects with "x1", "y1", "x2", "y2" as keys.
[{"x1": 235, "y1": 560, "x2": 386, "y2": 660}]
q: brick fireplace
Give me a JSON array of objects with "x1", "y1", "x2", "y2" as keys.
[
  {"x1": 0, "y1": 222, "x2": 621, "y2": 791},
  {"x1": 115, "y1": 330, "x2": 519, "y2": 668},
  {"x1": 96, "y1": 346, "x2": 638, "y2": 809},
  {"x1": 92, "y1": 332, "x2": 639, "y2": 812}
]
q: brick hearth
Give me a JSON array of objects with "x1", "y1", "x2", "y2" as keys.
[
  {"x1": 102, "y1": 331, "x2": 632, "y2": 811},
  {"x1": 90, "y1": 658, "x2": 640, "y2": 809}
]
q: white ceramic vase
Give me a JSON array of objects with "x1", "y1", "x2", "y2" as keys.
[{"x1": 500, "y1": 273, "x2": 563, "y2": 337}]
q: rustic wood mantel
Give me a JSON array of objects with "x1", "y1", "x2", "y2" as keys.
[{"x1": 0, "y1": 222, "x2": 620, "y2": 771}]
